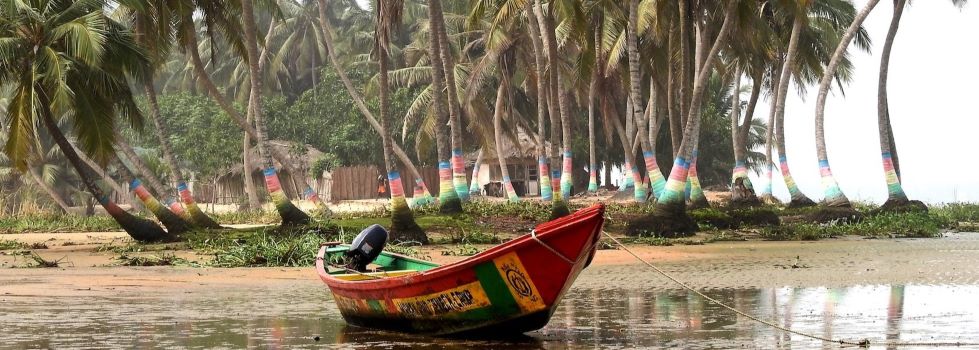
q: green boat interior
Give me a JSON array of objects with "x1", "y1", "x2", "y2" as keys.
[{"x1": 323, "y1": 245, "x2": 440, "y2": 281}]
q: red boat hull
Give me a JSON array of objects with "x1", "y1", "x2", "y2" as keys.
[{"x1": 316, "y1": 203, "x2": 606, "y2": 335}]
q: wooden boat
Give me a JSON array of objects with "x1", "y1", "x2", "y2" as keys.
[{"x1": 315, "y1": 203, "x2": 606, "y2": 335}]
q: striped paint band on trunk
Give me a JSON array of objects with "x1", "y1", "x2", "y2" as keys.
[
  {"x1": 550, "y1": 169, "x2": 561, "y2": 201},
  {"x1": 263, "y1": 167, "x2": 291, "y2": 209},
  {"x1": 163, "y1": 198, "x2": 187, "y2": 216},
  {"x1": 818, "y1": 159, "x2": 845, "y2": 201},
  {"x1": 438, "y1": 161, "x2": 457, "y2": 203},
  {"x1": 129, "y1": 179, "x2": 167, "y2": 216},
  {"x1": 560, "y1": 151, "x2": 573, "y2": 199},
  {"x1": 632, "y1": 161, "x2": 646, "y2": 203},
  {"x1": 177, "y1": 182, "x2": 196, "y2": 205},
  {"x1": 587, "y1": 168, "x2": 598, "y2": 193},
  {"x1": 882, "y1": 152, "x2": 906, "y2": 198},
  {"x1": 411, "y1": 178, "x2": 434, "y2": 207},
  {"x1": 469, "y1": 163, "x2": 482, "y2": 195},
  {"x1": 502, "y1": 176, "x2": 520, "y2": 202},
  {"x1": 538, "y1": 156, "x2": 552, "y2": 200},
  {"x1": 758, "y1": 165, "x2": 773, "y2": 196},
  {"x1": 643, "y1": 151, "x2": 666, "y2": 198},
  {"x1": 731, "y1": 161, "x2": 754, "y2": 190},
  {"x1": 657, "y1": 156, "x2": 691, "y2": 205},
  {"x1": 620, "y1": 161, "x2": 633, "y2": 191},
  {"x1": 451, "y1": 149, "x2": 469, "y2": 201},
  {"x1": 688, "y1": 159, "x2": 706, "y2": 203},
  {"x1": 388, "y1": 171, "x2": 406, "y2": 199},
  {"x1": 778, "y1": 156, "x2": 805, "y2": 199}
]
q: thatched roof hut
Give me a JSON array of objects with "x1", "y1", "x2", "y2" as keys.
[{"x1": 202, "y1": 140, "x2": 330, "y2": 206}]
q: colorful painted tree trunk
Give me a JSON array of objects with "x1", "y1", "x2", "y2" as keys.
[
  {"x1": 263, "y1": 167, "x2": 310, "y2": 225},
  {"x1": 539, "y1": 156, "x2": 552, "y2": 200},
  {"x1": 778, "y1": 156, "x2": 812, "y2": 206},
  {"x1": 175, "y1": 182, "x2": 216, "y2": 227},
  {"x1": 560, "y1": 151, "x2": 573, "y2": 200},
  {"x1": 469, "y1": 151, "x2": 483, "y2": 196},
  {"x1": 551, "y1": 169, "x2": 561, "y2": 200},
  {"x1": 620, "y1": 162, "x2": 634, "y2": 191},
  {"x1": 502, "y1": 176, "x2": 520, "y2": 203},
  {"x1": 731, "y1": 161, "x2": 756, "y2": 196},
  {"x1": 451, "y1": 149, "x2": 469, "y2": 201},
  {"x1": 411, "y1": 178, "x2": 435, "y2": 207},
  {"x1": 129, "y1": 179, "x2": 191, "y2": 234},
  {"x1": 881, "y1": 152, "x2": 907, "y2": 201},
  {"x1": 438, "y1": 161, "x2": 462, "y2": 211},
  {"x1": 687, "y1": 157, "x2": 708, "y2": 209},
  {"x1": 632, "y1": 162, "x2": 647, "y2": 203},
  {"x1": 758, "y1": 163, "x2": 774, "y2": 200},
  {"x1": 657, "y1": 157, "x2": 691, "y2": 206},
  {"x1": 818, "y1": 159, "x2": 850, "y2": 207},
  {"x1": 644, "y1": 151, "x2": 666, "y2": 199},
  {"x1": 587, "y1": 168, "x2": 598, "y2": 193},
  {"x1": 388, "y1": 170, "x2": 424, "y2": 243}
]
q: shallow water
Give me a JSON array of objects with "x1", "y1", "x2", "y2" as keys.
[{"x1": 2, "y1": 283, "x2": 978, "y2": 349}]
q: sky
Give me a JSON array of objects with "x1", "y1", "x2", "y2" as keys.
[
  {"x1": 356, "y1": 0, "x2": 976, "y2": 204},
  {"x1": 761, "y1": 1, "x2": 978, "y2": 204}
]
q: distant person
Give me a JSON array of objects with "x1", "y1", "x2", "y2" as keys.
[{"x1": 376, "y1": 174, "x2": 388, "y2": 199}]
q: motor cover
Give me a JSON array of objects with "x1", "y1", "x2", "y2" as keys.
[{"x1": 346, "y1": 224, "x2": 388, "y2": 271}]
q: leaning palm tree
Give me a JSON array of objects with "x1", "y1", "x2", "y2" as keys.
[
  {"x1": 0, "y1": 0, "x2": 173, "y2": 241},
  {"x1": 122, "y1": 2, "x2": 223, "y2": 229},
  {"x1": 533, "y1": 0, "x2": 570, "y2": 218},
  {"x1": 376, "y1": 0, "x2": 427, "y2": 243},
  {"x1": 813, "y1": 0, "x2": 881, "y2": 208},
  {"x1": 241, "y1": 0, "x2": 311, "y2": 225},
  {"x1": 430, "y1": 0, "x2": 470, "y2": 202},
  {"x1": 875, "y1": 0, "x2": 966, "y2": 210}
]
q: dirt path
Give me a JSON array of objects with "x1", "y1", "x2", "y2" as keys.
[{"x1": 2, "y1": 232, "x2": 978, "y2": 299}]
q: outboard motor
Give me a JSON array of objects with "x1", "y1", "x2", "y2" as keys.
[{"x1": 346, "y1": 224, "x2": 388, "y2": 272}]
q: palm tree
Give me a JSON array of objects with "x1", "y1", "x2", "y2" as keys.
[
  {"x1": 115, "y1": 150, "x2": 192, "y2": 234},
  {"x1": 241, "y1": 0, "x2": 311, "y2": 225},
  {"x1": 876, "y1": 0, "x2": 966, "y2": 210},
  {"x1": 524, "y1": 0, "x2": 553, "y2": 202},
  {"x1": 533, "y1": 0, "x2": 569, "y2": 218},
  {"x1": 376, "y1": 0, "x2": 427, "y2": 243},
  {"x1": 126, "y1": 3, "x2": 223, "y2": 229},
  {"x1": 469, "y1": 148, "x2": 484, "y2": 195},
  {"x1": 773, "y1": 12, "x2": 816, "y2": 208},
  {"x1": 315, "y1": 0, "x2": 435, "y2": 207},
  {"x1": 648, "y1": 0, "x2": 738, "y2": 235},
  {"x1": 1, "y1": 1, "x2": 173, "y2": 241},
  {"x1": 430, "y1": 0, "x2": 470, "y2": 202},
  {"x1": 813, "y1": 0, "x2": 881, "y2": 208},
  {"x1": 493, "y1": 82, "x2": 520, "y2": 203},
  {"x1": 425, "y1": 0, "x2": 463, "y2": 214}
]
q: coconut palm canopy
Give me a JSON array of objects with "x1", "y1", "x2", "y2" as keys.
[{"x1": 0, "y1": 0, "x2": 950, "y2": 237}]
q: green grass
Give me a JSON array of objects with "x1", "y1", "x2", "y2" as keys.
[
  {"x1": 0, "y1": 239, "x2": 28, "y2": 250},
  {"x1": 0, "y1": 214, "x2": 119, "y2": 233},
  {"x1": 932, "y1": 203, "x2": 979, "y2": 224},
  {"x1": 762, "y1": 211, "x2": 951, "y2": 240}
]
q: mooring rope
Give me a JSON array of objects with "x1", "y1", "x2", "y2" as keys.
[{"x1": 602, "y1": 231, "x2": 977, "y2": 348}]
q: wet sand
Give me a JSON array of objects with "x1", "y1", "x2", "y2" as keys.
[{"x1": 2, "y1": 232, "x2": 978, "y2": 298}]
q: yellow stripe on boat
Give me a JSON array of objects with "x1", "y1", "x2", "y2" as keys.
[
  {"x1": 493, "y1": 252, "x2": 546, "y2": 313},
  {"x1": 392, "y1": 281, "x2": 491, "y2": 317}
]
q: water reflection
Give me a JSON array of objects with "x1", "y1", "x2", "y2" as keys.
[{"x1": 2, "y1": 285, "x2": 977, "y2": 349}]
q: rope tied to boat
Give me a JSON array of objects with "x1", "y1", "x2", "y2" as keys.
[
  {"x1": 602, "y1": 231, "x2": 977, "y2": 348},
  {"x1": 530, "y1": 230, "x2": 576, "y2": 265}
]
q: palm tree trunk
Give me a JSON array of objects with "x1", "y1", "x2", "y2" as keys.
[
  {"x1": 242, "y1": 18, "x2": 279, "y2": 213},
  {"x1": 114, "y1": 150, "x2": 192, "y2": 234},
  {"x1": 27, "y1": 167, "x2": 71, "y2": 214},
  {"x1": 142, "y1": 76, "x2": 222, "y2": 228},
  {"x1": 815, "y1": 0, "x2": 881, "y2": 208},
  {"x1": 730, "y1": 71, "x2": 760, "y2": 206},
  {"x1": 878, "y1": 0, "x2": 910, "y2": 206},
  {"x1": 534, "y1": 0, "x2": 565, "y2": 211},
  {"x1": 430, "y1": 0, "x2": 469, "y2": 202},
  {"x1": 316, "y1": 0, "x2": 434, "y2": 206},
  {"x1": 687, "y1": 150, "x2": 708, "y2": 209},
  {"x1": 776, "y1": 15, "x2": 816, "y2": 208},
  {"x1": 651, "y1": 1, "x2": 736, "y2": 235},
  {"x1": 40, "y1": 104, "x2": 172, "y2": 242},
  {"x1": 493, "y1": 83, "x2": 520, "y2": 203},
  {"x1": 587, "y1": 28, "x2": 600, "y2": 194},
  {"x1": 182, "y1": 18, "x2": 319, "y2": 221},
  {"x1": 71, "y1": 142, "x2": 135, "y2": 209},
  {"x1": 377, "y1": 1, "x2": 426, "y2": 243},
  {"x1": 642, "y1": 80, "x2": 667, "y2": 199},
  {"x1": 611, "y1": 104, "x2": 641, "y2": 199},
  {"x1": 759, "y1": 67, "x2": 777, "y2": 203},
  {"x1": 242, "y1": 0, "x2": 310, "y2": 225},
  {"x1": 526, "y1": 0, "x2": 552, "y2": 201},
  {"x1": 469, "y1": 148, "x2": 484, "y2": 195},
  {"x1": 425, "y1": 0, "x2": 462, "y2": 214},
  {"x1": 627, "y1": 0, "x2": 652, "y2": 203}
]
